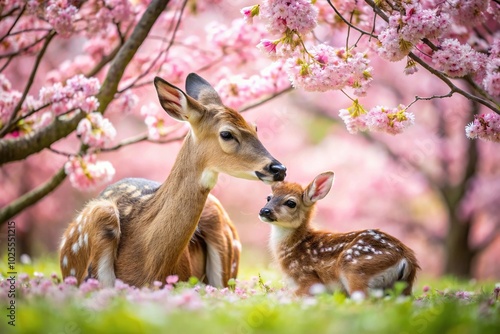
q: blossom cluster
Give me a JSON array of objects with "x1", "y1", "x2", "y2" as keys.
[
  {"x1": 64, "y1": 154, "x2": 115, "y2": 191},
  {"x1": 377, "y1": 4, "x2": 450, "y2": 62},
  {"x1": 214, "y1": 60, "x2": 290, "y2": 110},
  {"x1": 285, "y1": 45, "x2": 372, "y2": 95},
  {"x1": 258, "y1": 0, "x2": 318, "y2": 36},
  {"x1": 76, "y1": 112, "x2": 117, "y2": 148},
  {"x1": 245, "y1": 1, "x2": 373, "y2": 96},
  {"x1": 39, "y1": 75, "x2": 101, "y2": 116},
  {"x1": 431, "y1": 39, "x2": 486, "y2": 78},
  {"x1": 465, "y1": 113, "x2": 500, "y2": 143},
  {"x1": 339, "y1": 101, "x2": 415, "y2": 135}
]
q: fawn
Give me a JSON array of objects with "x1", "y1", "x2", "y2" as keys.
[
  {"x1": 60, "y1": 73, "x2": 286, "y2": 288},
  {"x1": 259, "y1": 171, "x2": 419, "y2": 297}
]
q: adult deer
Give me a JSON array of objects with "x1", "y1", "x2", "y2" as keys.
[
  {"x1": 260, "y1": 172, "x2": 419, "y2": 297},
  {"x1": 60, "y1": 73, "x2": 286, "y2": 288}
]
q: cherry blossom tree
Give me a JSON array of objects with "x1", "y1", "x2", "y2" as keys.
[{"x1": 0, "y1": 0, "x2": 499, "y2": 277}]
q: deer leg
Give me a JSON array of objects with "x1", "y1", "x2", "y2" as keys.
[{"x1": 60, "y1": 199, "x2": 120, "y2": 287}]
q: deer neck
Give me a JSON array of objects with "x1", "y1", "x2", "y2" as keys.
[
  {"x1": 142, "y1": 132, "x2": 216, "y2": 277},
  {"x1": 270, "y1": 223, "x2": 309, "y2": 259}
]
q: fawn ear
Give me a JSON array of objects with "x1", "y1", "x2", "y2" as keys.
[
  {"x1": 304, "y1": 172, "x2": 334, "y2": 206},
  {"x1": 154, "y1": 76, "x2": 204, "y2": 123},
  {"x1": 185, "y1": 73, "x2": 223, "y2": 106}
]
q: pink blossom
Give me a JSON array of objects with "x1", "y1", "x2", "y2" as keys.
[
  {"x1": 404, "y1": 58, "x2": 419, "y2": 75},
  {"x1": 77, "y1": 112, "x2": 116, "y2": 148},
  {"x1": 432, "y1": 39, "x2": 484, "y2": 77},
  {"x1": 166, "y1": 275, "x2": 179, "y2": 285},
  {"x1": 366, "y1": 104, "x2": 415, "y2": 135},
  {"x1": 241, "y1": 5, "x2": 260, "y2": 24},
  {"x1": 465, "y1": 113, "x2": 500, "y2": 142},
  {"x1": 206, "y1": 19, "x2": 266, "y2": 62},
  {"x1": 257, "y1": 39, "x2": 278, "y2": 55},
  {"x1": 46, "y1": 1, "x2": 78, "y2": 38},
  {"x1": 141, "y1": 103, "x2": 170, "y2": 140},
  {"x1": 64, "y1": 154, "x2": 116, "y2": 191},
  {"x1": 64, "y1": 276, "x2": 78, "y2": 286},
  {"x1": 80, "y1": 279, "x2": 101, "y2": 294},
  {"x1": 445, "y1": 0, "x2": 488, "y2": 27},
  {"x1": 482, "y1": 58, "x2": 500, "y2": 97},
  {"x1": 285, "y1": 44, "x2": 372, "y2": 94},
  {"x1": 260, "y1": 0, "x2": 318, "y2": 35},
  {"x1": 108, "y1": 90, "x2": 138, "y2": 114},
  {"x1": 0, "y1": 76, "x2": 21, "y2": 128},
  {"x1": 80, "y1": 97, "x2": 100, "y2": 113},
  {"x1": 340, "y1": 102, "x2": 415, "y2": 135},
  {"x1": 38, "y1": 75, "x2": 101, "y2": 116},
  {"x1": 214, "y1": 61, "x2": 289, "y2": 110},
  {"x1": 338, "y1": 100, "x2": 369, "y2": 134},
  {"x1": 377, "y1": 26, "x2": 412, "y2": 62}
]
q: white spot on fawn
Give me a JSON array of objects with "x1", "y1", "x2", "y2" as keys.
[
  {"x1": 62, "y1": 256, "x2": 68, "y2": 268},
  {"x1": 71, "y1": 242, "x2": 79, "y2": 254},
  {"x1": 70, "y1": 268, "x2": 76, "y2": 276},
  {"x1": 84, "y1": 233, "x2": 89, "y2": 247}
]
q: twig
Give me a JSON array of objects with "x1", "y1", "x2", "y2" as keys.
[
  {"x1": 406, "y1": 92, "x2": 454, "y2": 109},
  {"x1": 0, "y1": 5, "x2": 25, "y2": 43},
  {"x1": 240, "y1": 86, "x2": 294, "y2": 113},
  {"x1": 326, "y1": 0, "x2": 377, "y2": 38},
  {"x1": 48, "y1": 147, "x2": 73, "y2": 157}
]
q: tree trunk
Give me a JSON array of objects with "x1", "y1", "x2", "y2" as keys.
[{"x1": 443, "y1": 216, "x2": 475, "y2": 277}]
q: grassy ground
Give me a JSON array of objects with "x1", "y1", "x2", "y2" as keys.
[{"x1": 1, "y1": 256, "x2": 499, "y2": 334}]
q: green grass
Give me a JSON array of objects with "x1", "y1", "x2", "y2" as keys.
[{"x1": 1, "y1": 256, "x2": 499, "y2": 334}]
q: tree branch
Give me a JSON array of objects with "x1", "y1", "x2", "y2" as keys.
[
  {"x1": 0, "y1": 0, "x2": 170, "y2": 166},
  {"x1": 0, "y1": 168, "x2": 66, "y2": 225}
]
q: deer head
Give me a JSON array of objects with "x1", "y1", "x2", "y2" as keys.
[
  {"x1": 259, "y1": 172, "x2": 335, "y2": 228},
  {"x1": 154, "y1": 73, "x2": 286, "y2": 187}
]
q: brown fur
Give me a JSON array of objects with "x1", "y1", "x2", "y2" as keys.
[
  {"x1": 60, "y1": 74, "x2": 283, "y2": 287},
  {"x1": 261, "y1": 176, "x2": 420, "y2": 297}
]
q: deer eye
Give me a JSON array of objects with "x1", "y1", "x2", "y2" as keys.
[
  {"x1": 284, "y1": 200, "x2": 296, "y2": 208},
  {"x1": 220, "y1": 131, "x2": 234, "y2": 141},
  {"x1": 266, "y1": 195, "x2": 271, "y2": 202}
]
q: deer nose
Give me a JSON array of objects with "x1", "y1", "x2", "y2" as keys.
[
  {"x1": 269, "y1": 161, "x2": 286, "y2": 181},
  {"x1": 259, "y1": 208, "x2": 272, "y2": 217}
]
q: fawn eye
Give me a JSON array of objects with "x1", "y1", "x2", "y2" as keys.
[
  {"x1": 266, "y1": 195, "x2": 271, "y2": 202},
  {"x1": 220, "y1": 131, "x2": 234, "y2": 141},
  {"x1": 284, "y1": 200, "x2": 296, "y2": 208}
]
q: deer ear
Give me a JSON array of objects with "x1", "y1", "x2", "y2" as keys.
[
  {"x1": 304, "y1": 172, "x2": 334, "y2": 206},
  {"x1": 154, "y1": 76, "x2": 204, "y2": 123},
  {"x1": 185, "y1": 73, "x2": 223, "y2": 106}
]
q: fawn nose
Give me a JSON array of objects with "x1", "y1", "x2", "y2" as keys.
[
  {"x1": 269, "y1": 161, "x2": 286, "y2": 181},
  {"x1": 259, "y1": 208, "x2": 272, "y2": 217}
]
